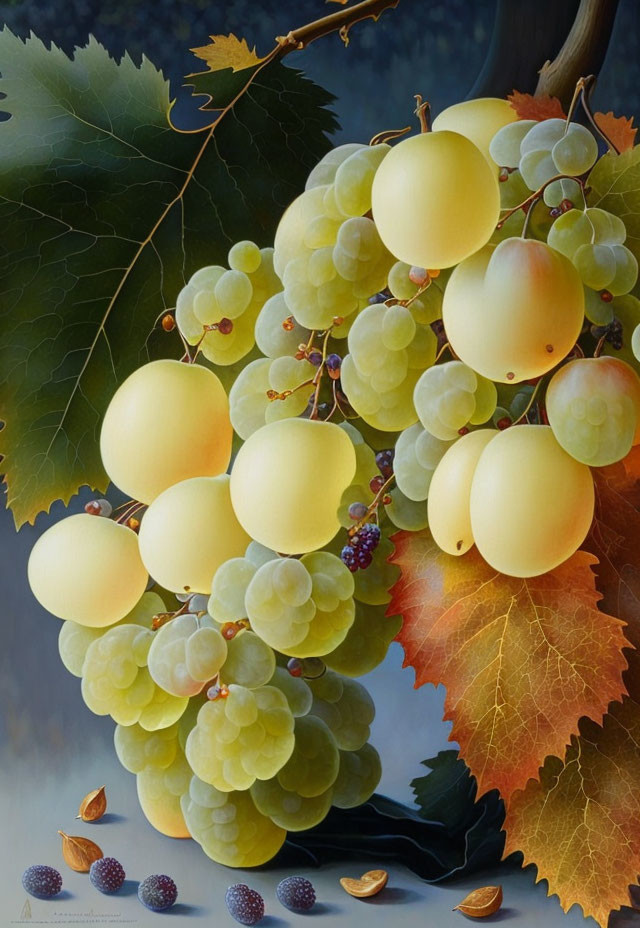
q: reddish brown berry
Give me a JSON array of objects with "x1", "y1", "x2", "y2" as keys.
[
  {"x1": 221, "y1": 622, "x2": 239, "y2": 641},
  {"x1": 600, "y1": 290, "x2": 613, "y2": 303},
  {"x1": 458, "y1": 426, "x2": 469, "y2": 436},
  {"x1": 282, "y1": 316, "x2": 295, "y2": 331},
  {"x1": 369, "y1": 475, "x2": 385, "y2": 494},
  {"x1": 217, "y1": 317, "x2": 233, "y2": 335},
  {"x1": 382, "y1": 495, "x2": 392, "y2": 506},
  {"x1": 497, "y1": 416, "x2": 512, "y2": 430},
  {"x1": 85, "y1": 500, "x2": 102, "y2": 516},
  {"x1": 161, "y1": 314, "x2": 176, "y2": 332},
  {"x1": 560, "y1": 198, "x2": 574, "y2": 213}
]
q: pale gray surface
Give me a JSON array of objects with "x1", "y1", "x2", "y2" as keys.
[{"x1": 0, "y1": 494, "x2": 609, "y2": 927}]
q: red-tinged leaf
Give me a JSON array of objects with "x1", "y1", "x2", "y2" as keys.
[
  {"x1": 594, "y1": 111, "x2": 637, "y2": 153},
  {"x1": 584, "y1": 446, "x2": 640, "y2": 644},
  {"x1": 389, "y1": 532, "x2": 629, "y2": 801},
  {"x1": 507, "y1": 90, "x2": 566, "y2": 120}
]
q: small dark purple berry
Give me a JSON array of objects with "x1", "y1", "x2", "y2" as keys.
[
  {"x1": 308, "y1": 349, "x2": 323, "y2": 366},
  {"x1": 287, "y1": 657, "x2": 304, "y2": 678},
  {"x1": 356, "y1": 548, "x2": 373, "y2": 569},
  {"x1": 340, "y1": 545, "x2": 358, "y2": 572},
  {"x1": 226, "y1": 883, "x2": 264, "y2": 926},
  {"x1": 138, "y1": 874, "x2": 177, "y2": 911},
  {"x1": 348, "y1": 501, "x2": 368, "y2": 521},
  {"x1": 276, "y1": 875, "x2": 316, "y2": 912},
  {"x1": 301, "y1": 657, "x2": 326, "y2": 680},
  {"x1": 22, "y1": 865, "x2": 62, "y2": 899},
  {"x1": 90, "y1": 857, "x2": 125, "y2": 894},
  {"x1": 549, "y1": 206, "x2": 562, "y2": 219},
  {"x1": 375, "y1": 449, "x2": 395, "y2": 477}
]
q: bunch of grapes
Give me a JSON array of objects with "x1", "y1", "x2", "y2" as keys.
[{"x1": 27, "y1": 90, "x2": 640, "y2": 868}]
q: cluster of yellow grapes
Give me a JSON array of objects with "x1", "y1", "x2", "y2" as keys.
[{"x1": 27, "y1": 93, "x2": 640, "y2": 866}]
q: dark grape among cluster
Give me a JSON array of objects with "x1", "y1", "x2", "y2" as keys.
[{"x1": 341, "y1": 522, "x2": 382, "y2": 572}]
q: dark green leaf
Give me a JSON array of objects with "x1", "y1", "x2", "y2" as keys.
[{"x1": 0, "y1": 28, "x2": 337, "y2": 526}]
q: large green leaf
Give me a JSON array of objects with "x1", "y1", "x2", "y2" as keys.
[
  {"x1": 588, "y1": 146, "x2": 640, "y2": 262},
  {"x1": 0, "y1": 28, "x2": 337, "y2": 526}
]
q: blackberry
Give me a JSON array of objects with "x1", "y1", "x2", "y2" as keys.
[
  {"x1": 276, "y1": 875, "x2": 316, "y2": 912},
  {"x1": 90, "y1": 857, "x2": 125, "y2": 894},
  {"x1": 22, "y1": 865, "x2": 62, "y2": 899},
  {"x1": 358, "y1": 523, "x2": 381, "y2": 553},
  {"x1": 356, "y1": 548, "x2": 373, "y2": 569},
  {"x1": 138, "y1": 874, "x2": 177, "y2": 911},
  {"x1": 340, "y1": 545, "x2": 358, "y2": 572},
  {"x1": 225, "y1": 883, "x2": 264, "y2": 926}
]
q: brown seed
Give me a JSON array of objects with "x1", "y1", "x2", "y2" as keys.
[
  {"x1": 453, "y1": 885, "x2": 503, "y2": 918},
  {"x1": 58, "y1": 831, "x2": 103, "y2": 872},
  {"x1": 340, "y1": 869, "x2": 388, "y2": 898},
  {"x1": 161, "y1": 313, "x2": 176, "y2": 332},
  {"x1": 77, "y1": 785, "x2": 107, "y2": 822}
]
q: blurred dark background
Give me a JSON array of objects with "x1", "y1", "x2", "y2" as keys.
[{"x1": 1, "y1": 0, "x2": 638, "y2": 141}]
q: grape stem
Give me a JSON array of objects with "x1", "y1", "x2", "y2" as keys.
[
  {"x1": 274, "y1": 0, "x2": 400, "y2": 56},
  {"x1": 309, "y1": 328, "x2": 334, "y2": 419},
  {"x1": 370, "y1": 126, "x2": 411, "y2": 146},
  {"x1": 414, "y1": 95, "x2": 432, "y2": 133},
  {"x1": 497, "y1": 174, "x2": 586, "y2": 228},
  {"x1": 351, "y1": 471, "x2": 395, "y2": 535},
  {"x1": 114, "y1": 501, "x2": 146, "y2": 525}
]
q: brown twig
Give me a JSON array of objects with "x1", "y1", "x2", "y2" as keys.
[{"x1": 275, "y1": 0, "x2": 400, "y2": 55}]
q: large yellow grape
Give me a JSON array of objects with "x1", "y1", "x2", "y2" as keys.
[
  {"x1": 371, "y1": 131, "x2": 500, "y2": 269},
  {"x1": 428, "y1": 429, "x2": 496, "y2": 556},
  {"x1": 443, "y1": 238, "x2": 584, "y2": 383},
  {"x1": 136, "y1": 751, "x2": 192, "y2": 839},
  {"x1": 273, "y1": 185, "x2": 328, "y2": 279},
  {"x1": 100, "y1": 360, "x2": 232, "y2": 504},
  {"x1": 230, "y1": 419, "x2": 356, "y2": 554},
  {"x1": 470, "y1": 426, "x2": 594, "y2": 577},
  {"x1": 28, "y1": 514, "x2": 148, "y2": 627},
  {"x1": 431, "y1": 98, "x2": 518, "y2": 165},
  {"x1": 138, "y1": 475, "x2": 250, "y2": 594}
]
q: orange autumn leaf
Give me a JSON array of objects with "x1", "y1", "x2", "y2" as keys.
[
  {"x1": 190, "y1": 34, "x2": 265, "y2": 73},
  {"x1": 504, "y1": 666, "x2": 640, "y2": 928},
  {"x1": 389, "y1": 532, "x2": 629, "y2": 801},
  {"x1": 594, "y1": 111, "x2": 637, "y2": 153},
  {"x1": 507, "y1": 90, "x2": 566, "y2": 121}
]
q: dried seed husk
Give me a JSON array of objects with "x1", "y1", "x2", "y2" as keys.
[
  {"x1": 454, "y1": 885, "x2": 503, "y2": 918},
  {"x1": 77, "y1": 785, "x2": 107, "y2": 822},
  {"x1": 340, "y1": 869, "x2": 388, "y2": 898},
  {"x1": 58, "y1": 831, "x2": 103, "y2": 872}
]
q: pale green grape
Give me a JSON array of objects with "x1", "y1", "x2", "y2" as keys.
[
  {"x1": 220, "y1": 631, "x2": 276, "y2": 689},
  {"x1": 333, "y1": 144, "x2": 390, "y2": 217},
  {"x1": 228, "y1": 359, "x2": 271, "y2": 440},
  {"x1": 414, "y1": 360, "x2": 497, "y2": 440},
  {"x1": 245, "y1": 541, "x2": 278, "y2": 568},
  {"x1": 254, "y1": 291, "x2": 310, "y2": 359},
  {"x1": 137, "y1": 748, "x2": 192, "y2": 838},
  {"x1": 382, "y1": 306, "x2": 416, "y2": 351},
  {"x1": 332, "y1": 743, "x2": 382, "y2": 809},
  {"x1": 352, "y1": 536, "x2": 399, "y2": 605},
  {"x1": 489, "y1": 119, "x2": 536, "y2": 167},
  {"x1": 519, "y1": 148, "x2": 557, "y2": 190},
  {"x1": 81, "y1": 624, "x2": 187, "y2": 728},
  {"x1": 633, "y1": 324, "x2": 640, "y2": 363},
  {"x1": 251, "y1": 778, "x2": 333, "y2": 831},
  {"x1": 277, "y1": 715, "x2": 339, "y2": 797},
  {"x1": 214, "y1": 269, "x2": 253, "y2": 320},
  {"x1": 309, "y1": 672, "x2": 374, "y2": 750},
  {"x1": 386, "y1": 487, "x2": 430, "y2": 531},
  {"x1": 147, "y1": 614, "x2": 227, "y2": 698},
  {"x1": 181, "y1": 775, "x2": 286, "y2": 867},
  {"x1": 337, "y1": 423, "x2": 376, "y2": 527},
  {"x1": 574, "y1": 243, "x2": 638, "y2": 295},
  {"x1": 274, "y1": 185, "x2": 328, "y2": 278},
  {"x1": 186, "y1": 684, "x2": 295, "y2": 791},
  {"x1": 305, "y1": 143, "x2": 366, "y2": 190},
  {"x1": 245, "y1": 553, "x2": 355, "y2": 657},
  {"x1": 585, "y1": 208, "x2": 626, "y2": 245},
  {"x1": 268, "y1": 667, "x2": 313, "y2": 718},
  {"x1": 324, "y1": 602, "x2": 401, "y2": 677},
  {"x1": 546, "y1": 356, "x2": 640, "y2": 466},
  {"x1": 228, "y1": 240, "x2": 262, "y2": 274},
  {"x1": 265, "y1": 356, "x2": 316, "y2": 426},
  {"x1": 332, "y1": 217, "x2": 389, "y2": 283},
  {"x1": 114, "y1": 722, "x2": 179, "y2": 774},
  {"x1": 519, "y1": 117, "x2": 566, "y2": 156},
  {"x1": 282, "y1": 251, "x2": 360, "y2": 330},
  {"x1": 584, "y1": 286, "x2": 614, "y2": 325},
  {"x1": 543, "y1": 177, "x2": 582, "y2": 208},
  {"x1": 189, "y1": 265, "x2": 226, "y2": 325},
  {"x1": 551, "y1": 123, "x2": 598, "y2": 175},
  {"x1": 388, "y1": 260, "x2": 419, "y2": 300},
  {"x1": 208, "y1": 556, "x2": 256, "y2": 623},
  {"x1": 394, "y1": 423, "x2": 453, "y2": 501}
]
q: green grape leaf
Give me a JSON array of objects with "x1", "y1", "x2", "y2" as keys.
[
  {"x1": 0, "y1": 28, "x2": 337, "y2": 527},
  {"x1": 588, "y1": 146, "x2": 640, "y2": 264}
]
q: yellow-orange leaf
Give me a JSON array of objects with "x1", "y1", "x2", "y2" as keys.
[
  {"x1": 504, "y1": 669, "x2": 640, "y2": 928},
  {"x1": 507, "y1": 90, "x2": 566, "y2": 121},
  {"x1": 190, "y1": 34, "x2": 264, "y2": 73},
  {"x1": 389, "y1": 533, "x2": 629, "y2": 800},
  {"x1": 594, "y1": 111, "x2": 637, "y2": 153}
]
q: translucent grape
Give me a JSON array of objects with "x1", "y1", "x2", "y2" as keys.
[
  {"x1": 100, "y1": 360, "x2": 232, "y2": 503},
  {"x1": 385, "y1": 487, "x2": 430, "y2": 531},
  {"x1": 138, "y1": 475, "x2": 250, "y2": 595},
  {"x1": 305, "y1": 143, "x2": 366, "y2": 190},
  {"x1": 548, "y1": 208, "x2": 634, "y2": 295},
  {"x1": 519, "y1": 118, "x2": 566, "y2": 156},
  {"x1": 245, "y1": 553, "x2": 355, "y2": 657},
  {"x1": 277, "y1": 715, "x2": 339, "y2": 797},
  {"x1": 543, "y1": 177, "x2": 582, "y2": 208},
  {"x1": 551, "y1": 123, "x2": 598, "y2": 176},
  {"x1": 137, "y1": 749, "x2": 192, "y2": 838},
  {"x1": 309, "y1": 672, "x2": 374, "y2": 750},
  {"x1": 220, "y1": 632, "x2": 276, "y2": 689},
  {"x1": 337, "y1": 423, "x2": 376, "y2": 527},
  {"x1": 351, "y1": 536, "x2": 399, "y2": 605},
  {"x1": 268, "y1": 667, "x2": 313, "y2": 718},
  {"x1": 333, "y1": 144, "x2": 390, "y2": 218},
  {"x1": 147, "y1": 614, "x2": 227, "y2": 697},
  {"x1": 273, "y1": 185, "x2": 329, "y2": 279},
  {"x1": 114, "y1": 722, "x2": 179, "y2": 774},
  {"x1": 186, "y1": 684, "x2": 295, "y2": 791},
  {"x1": 230, "y1": 418, "x2": 356, "y2": 555},
  {"x1": 414, "y1": 361, "x2": 496, "y2": 440},
  {"x1": 81, "y1": 624, "x2": 188, "y2": 728},
  {"x1": 228, "y1": 240, "x2": 262, "y2": 275},
  {"x1": 546, "y1": 357, "x2": 640, "y2": 466},
  {"x1": 254, "y1": 291, "x2": 310, "y2": 359},
  {"x1": 583, "y1": 285, "x2": 614, "y2": 326},
  {"x1": 428, "y1": 429, "x2": 497, "y2": 556},
  {"x1": 208, "y1": 557, "x2": 256, "y2": 623},
  {"x1": 443, "y1": 239, "x2": 584, "y2": 382},
  {"x1": 470, "y1": 425, "x2": 595, "y2": 577},
  {"x1": 250, "y1": 778, "x2": 333, "y2": 832},
  {"x1": 332, "y1": 743, "x2": 382, "y2": 808},
  {"x1": 393, "y1": 424, "x2": 452, "y2": 501},
  {"x1": 213, "y1": 270, "x2": 253, "y2": 320},
  {"x1": 519, "y1": 148, "x2": 557, "y2": 190},
  {"x1": 324, "y1": 602, "x2": 401, "y2": 677},
  {"x1": 181, "y1": 775, "x2": 286, "y2": 867},
  {"x1": 489, "y1": 119, "x2": 536, "y2": 168},
  {"x1": 372, "y1": 131, "x2": 500, "y2": 269},
  {"x1": 28, "y1": 514, "x2": 148, "y2": 628}
]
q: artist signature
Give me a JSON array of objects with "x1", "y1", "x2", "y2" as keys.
[{"x1": 12, "y1": 897, "x2": 138, "y2": 925}]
